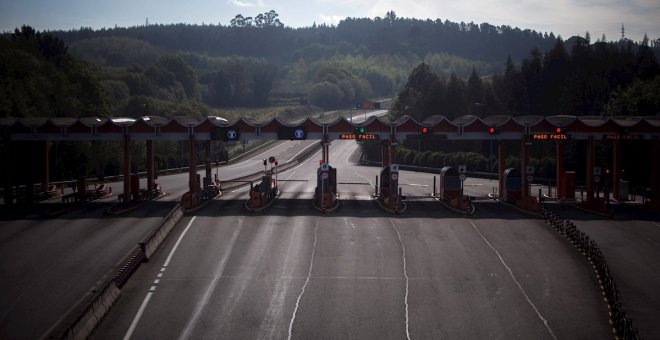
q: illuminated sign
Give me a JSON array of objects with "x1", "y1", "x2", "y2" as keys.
[
  {"x1": 604, "y1": 134, "x2": 641, "y2": 141},
  {"x1": 532, "y1": 133, "x2": 569, "y2": 140},
  {"x1": 211, "y1": 127, "x2": 240, "y2": 141},
  {"x1": 339, "y1": 133, "x2": 377, "y2": 140}
]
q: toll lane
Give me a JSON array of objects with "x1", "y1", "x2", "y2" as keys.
[
  {"x1": 0, "y1": 201, "x2": 177, "y2": 339},
  {"x1": 94, "y1": 140, "x2": 611, "y2": 339},
  {"x1": 558, "y1": 209, "x2": 660, "y2": 337},
  {"x1": 91, "y1": 139, "x2": 317, "y2": 203},
  {"x1": 0, "y1": 140, "x2": 315, "y2": 339}
]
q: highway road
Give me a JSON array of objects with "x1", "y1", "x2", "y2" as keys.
[
  {"x1": 2, "y1": 137, "x2": 658, "y2": 339},
  {"x1": 92, "y1": 140, "x2": 614, "y2": 339},
  {"x1": 0, "y1": 140, "x2": 316, "y2": 339}
]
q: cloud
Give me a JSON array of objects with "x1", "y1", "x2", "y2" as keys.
[
  {"x1": 320, "y1": 14, "x2": 345, "y2": 25},
  {"x1": 227, "y1": 0, "x2": 265, "y2": 8}
]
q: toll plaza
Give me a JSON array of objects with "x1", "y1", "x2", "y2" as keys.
[{"x1": 2, "y1": 114, "x2": 660, "y2": 214}]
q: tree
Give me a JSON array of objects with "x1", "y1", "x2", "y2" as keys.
[
  {"x1": 385, "y1": 11, "x2": 397, "y2": 25},
  {"x1": 308, "y1": 81, "x2": 344, "y2": 108},
  {"x1": 466, "y1": 68, "x2": 484, "y2": 113},
  {"x1": 444, "y1": 73, "x2": 467, "y2": 117},
  {"x1": 230, "y1": 14, "x2": 245, "y2": 27},
  {"x1": 392, "y1": 62, "x2": 442, "y2": 120}
]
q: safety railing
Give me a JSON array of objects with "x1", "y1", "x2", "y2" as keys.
[{"x1": 540, "y1": 205, "x2": 641, "y2": 340}]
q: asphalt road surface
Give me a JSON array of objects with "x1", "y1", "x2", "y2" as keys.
[
  {"x1": 0, "y1": 140, "x2": 316, "y2": 340},
  {"x1": 3, "y1": 138, "x2": 657, "y2": 339},
  {"x1": 92, "y1": 141, "x2": 615, "y2": 339},
  {"x1": 558, "y1": 208, "x2": 660, "y2": 337}
]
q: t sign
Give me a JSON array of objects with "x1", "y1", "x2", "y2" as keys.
[{"x1": 226, "y1": 129, "x2": 238, "y2": 140}]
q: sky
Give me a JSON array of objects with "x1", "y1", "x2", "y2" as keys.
[{"x1": 1, "y1": 0, "x2": 659, "y2": 43}]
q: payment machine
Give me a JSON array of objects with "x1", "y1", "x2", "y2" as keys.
[
  {"x1": 379, "y1": 164, "x2": 401, "y2": 211},
  {"x1": 314, "y1": 163, "x2": 338, "y2": 211},
  {"x1": 438, "y1": 166, "x2": 471, "y2": 211},
  {"x1": 502, "y1": 168, "x2": 522, "y2": 203},
  {"x1": 249, "y1": 171, "x2": 278, "y2": 209}
]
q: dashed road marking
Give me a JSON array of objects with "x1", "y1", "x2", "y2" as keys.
[
  {"x1": 123, "y1": 216, "x2": 197, "y2": 340},
  {"x1": 468, "y1": 220, "x2": 557, "y2": 340}
]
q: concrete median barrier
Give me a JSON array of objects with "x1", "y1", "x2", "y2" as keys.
[{"x1": 50, "y1": 202, "x2": 185, "y2": 339}]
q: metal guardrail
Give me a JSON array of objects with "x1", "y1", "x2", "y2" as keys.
[
  {"x1": 541, "y1": 206, "x2": 641, "y2": 340},
  {"x1": 113, "y1": 247, "x2": 146, "y2": 289}
]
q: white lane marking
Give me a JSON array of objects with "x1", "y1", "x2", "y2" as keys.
[
  {"x1": 353, "y1": 169, "x2": 374, "y2": 187},
  {"x1": 231, "y1": 186, "x2": 251, "y2": 193},
  {"x1": 345, "y1": 144, "x2": 359, "y2": 163},
  {"x1": 285, "y1": 171, "x2": 297, "y2": 181},
  {"x1": 290, "y1": 141, "x2": 319, "y2": 160},
  {"x1": 122, "y1": 292, "x2": 153, "y2": 340},
  {"x1": 154, "y1": 279, "x2": 160, "y2": 284},
  {"x1": 178, "y1": 217, "x2": 244, "y2": 339},
  {"x1": 164, "y1": 216, "x2": 197, "y2": 267},
  {"x1": 251, "y1": 141, "x2": 290, "y2": 160},
  {"x1": 123, "y1": 216, "x2": 197, "y2": 340},
  {"x1": 388, "y1": 219, "x2": 411, "y2": 340},
  {"x1": 287, "y1": 218, "x2": 320, "y2": 340},
  {"x1": 468, "y1": 220, "x2": 557, "y2": 340},
  {"x1": 653, "y1": 221, "x2": 660, "y2": 228}
]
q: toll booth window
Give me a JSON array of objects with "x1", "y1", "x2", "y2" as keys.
[
  {"x1": 445, "y1": 177, "x2": 461, "y2": 190},
  {"x1": 380, "y1": 168, "x2": 390, "y2": 188},
  {"x1": 506, "y1": 177, "x2": 522, "y2": 190}
]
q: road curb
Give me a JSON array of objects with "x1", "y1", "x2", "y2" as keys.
[
  {"x1": 311, "y1": 196, "x2": 341, "y2": 214},
  {"x1": 435, "y1": 198, "x2": 476, "y2": 215},
  {"x1": 244, "y1": 191, "x2": 280, "y2": 213},
  {"x1": 374, "y1": 197, "x2": 407, "y2": 214}
]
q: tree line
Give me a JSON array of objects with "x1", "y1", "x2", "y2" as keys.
[
  {"x1": 48, "y1": 10, "x2": 560, "y2": 65},
  {"x1": 391, "y1": 36, "x2": 660, "y2": 120}
]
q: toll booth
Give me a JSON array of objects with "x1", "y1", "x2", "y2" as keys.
[
  {"x1": 439, "y1": 166, "x2": 471, "y2": 211},
  {"x1": 202, "y1": 175, "x2": 220, "y2": 201},
  {"x1": 249, "y1": 171, "x2": 277, "y2": 210},
  {"x1": 379, "y1": 164, "x2": 401, "y2": 211},
  {"x1": 439, "y1": 166, "x2": 461, "y2": 201},
  {"x1": 314, "y1": 163, "x2": 338, "y2": 211},
  {"x1": 502, "y1": 168, "x2": 522, "y2": 203},
  {"x1": 62, "y1": 176, "x2": 113, "y2": 203}
]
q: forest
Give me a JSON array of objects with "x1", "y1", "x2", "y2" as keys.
[{"x1": 1, "y1": 11, "x2": 659, "y2": 184}]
